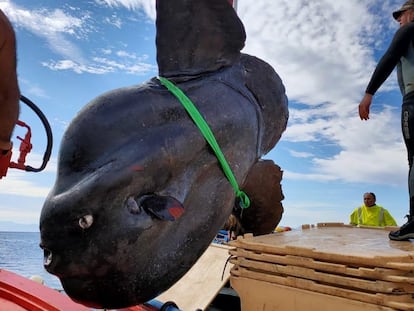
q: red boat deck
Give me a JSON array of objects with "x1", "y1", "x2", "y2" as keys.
[{"x1": 0, "y1": 269, "x2": 156, "y2": 311}]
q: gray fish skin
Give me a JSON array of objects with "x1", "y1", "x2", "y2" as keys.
[{"x1": 39, "y1": 0, "x2": 288, "y2": 308}]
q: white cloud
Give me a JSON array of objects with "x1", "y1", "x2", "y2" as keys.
[
  {"x1": 19, "y1": 78, "x2": 50, "y2": 99},
  {"x1": 116, "y1": 50, "x2": 137, "y2": 59},
  {"x1": 1, "y1": 2, "x2": 91, "y2": 63},
  {"x1": 1, "y1": 1, "x2": 156, "y2": 75},
  {"x1": 95, "y1": 0, "x2": 156, "y2": 19},
  {"x1": 0, "y1": 149, "x2": 56, "y2": 197},
  {"x1": 41, "y1": 57, "x2": 156, "y2": 75},
  {"x1": 239, "y1": 0, "x2": 406, "y2": 186},
  {"x1": 104, "y1": 14, "x2": 123, "y2": 28},
  {"x1": 289, "y1": 150, "x2": 314, "y2": 158},
  {"x1": 93, "y1": 57, "x2": 156, "y2": 74},
  {"x1": 313, "y1": 143, "x2": 406, "y2": 185},
  {"x1": 239, "y1": 0, "x2": 390, "y2": 104},
  {"x1": 0, "y1": 173, "x2": 50, "y2": 197},
  {"x1": 41, "y1": 59, "x2": 113, "y2": 74},
  {"x1": 0, "y1": 208, "x2": 41, "y2": 224}
]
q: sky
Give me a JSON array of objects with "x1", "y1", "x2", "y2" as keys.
[{"x1": 0, "y1": 0, "x2": 410, "y2": 230}]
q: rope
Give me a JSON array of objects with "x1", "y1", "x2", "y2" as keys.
[{"x1": 158, "y1": 76, "x2": 250, "y2": 209}]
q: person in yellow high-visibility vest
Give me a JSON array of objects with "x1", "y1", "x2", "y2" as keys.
[{"x1": 350, "y1": 192, "x2": 397, "y2": 227}]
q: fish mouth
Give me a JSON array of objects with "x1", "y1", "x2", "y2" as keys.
[
  {"x1": 59, "y1": 276, "x2": 129, "y2": 309},
  {"x1": 42, "y1": 247, "x2": 53, "y2": 268},
  {"x1": 39, "y1": 242, "x2": 146, "y2": 308}
]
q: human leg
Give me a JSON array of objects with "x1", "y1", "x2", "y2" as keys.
[{"x1": 389, "y1": 100, "x2": 414, "y2": 240}]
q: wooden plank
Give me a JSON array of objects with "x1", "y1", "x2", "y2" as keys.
[
  {"x1": 156, "y1": 243, "x2": 233, "y2": 311},
  {"x1": 229, "y1": 248, "x2": 414, "y2": 283},
  {"x1": 230, "y1": 227, "x2": 414, "y2": 270},
  {"x1": 231, "y1": 267, "x2": 414, "y2": 309},
  {"x1": 231, "y1": 276, "x2": 400, "y2": 311},
  {"x1": 231, "y1": 257, "x2": 414, "y2": 294}
]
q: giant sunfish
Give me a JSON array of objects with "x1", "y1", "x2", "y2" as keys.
[{"x1": 39, "y1": 0, "x2": 288, "y2": 308}]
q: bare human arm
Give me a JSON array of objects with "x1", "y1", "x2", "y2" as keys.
[{"x1": 0, "y1": 9, "x2": 19, "y2": 151}]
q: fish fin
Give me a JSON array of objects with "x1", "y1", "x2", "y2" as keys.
[
  {"x1": 156, "y1": 0, "x2": 246, "y2": 79},
  {"x1": 140, "y1": 194, "x2": 185, "y2": 221},
  {"x1": 236, "y1": 160, "x2": 284, "y2": 235},
  {"x1": 240, "y1": 54, "x2": 289, "y2": 154}
]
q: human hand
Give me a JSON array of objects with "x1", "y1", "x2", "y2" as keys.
[{"x1": 359, "y1": 93, "x2": 372, "y2": 120}]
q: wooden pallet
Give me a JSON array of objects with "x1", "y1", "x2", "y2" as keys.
[
  {"x1": 229, "y1": 248, "x2": 414, "y2": 284},
  {"x1": 231, "y1": 276, "x2": 401, "y2": 311},
  {"x1": 229, "y1": 224, "x2": 414, "y2": 310},
  {"x1": 230, "y1": 257, "x2": 414, "y2": 294},
  {"x1": 231, "y1": 267, "x2": 414, "y2": 309},
  {"x1": 230, "y1": 225, "x2": 414, "y2": 270}
]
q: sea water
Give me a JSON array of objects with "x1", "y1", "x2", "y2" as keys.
[{"x1": 0, "y1": 231, "x2": 62, "y2": 290}]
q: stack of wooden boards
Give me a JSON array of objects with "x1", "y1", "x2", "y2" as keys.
[{"x1": 229, "y1": 223, "x2": 414, "y2": 311}]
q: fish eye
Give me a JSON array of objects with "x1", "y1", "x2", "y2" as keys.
[
  {"x1": 126, "y1": 196, "x2": 142, "y2": 214},
  {"x1": 43, "y1": 248, "x2": 53, "y2": 267},
  {"x1": 79, "y1": 214, "x2": 94, "y2": 229}
]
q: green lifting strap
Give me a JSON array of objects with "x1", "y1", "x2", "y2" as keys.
[{"x1": 158, "y1": 76, "x2": 250, "y2": 209}]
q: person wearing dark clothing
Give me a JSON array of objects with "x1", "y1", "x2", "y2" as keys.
[{"x1": 359, "y1": 0, "x2": 414, "y2": 240}]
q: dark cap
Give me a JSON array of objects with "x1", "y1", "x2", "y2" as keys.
[{"x1": 393, "y1": 0, "x2": 414, "y2": 20}]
